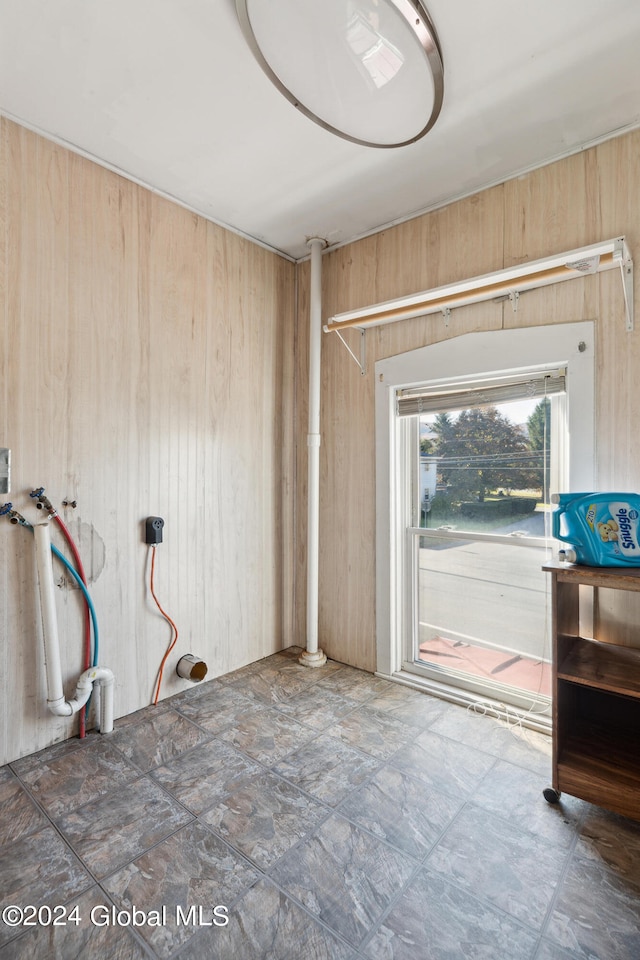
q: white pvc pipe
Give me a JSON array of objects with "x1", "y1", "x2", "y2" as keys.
[
  {"x1": 83, "y1": 667, "x2": 115, "y2": 733},
  {"x1": 300, "y1": 238, "x2": 327, "y2": 667},
  {"x1": 34, "y1": 522, "x2": 114, "y2": 732},
  {"x1": 34, "y1": 522, "x2": 67, "y2": 715}
]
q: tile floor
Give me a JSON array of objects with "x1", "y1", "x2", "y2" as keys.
[{"x1": 1, "y1": 648, "x2": 640, "y2": 959}]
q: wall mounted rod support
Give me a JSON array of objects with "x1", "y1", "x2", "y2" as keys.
[
  {"x1": 324, "y1": 237, "x2": 633, "y2": 333},
  {"x1": 300, "y1": 238, "x2": 327, "y2": 668},
  {"x1": 613, "y1": 237, "x2": 634, "y2": 332},
  {"x1": 334, "y1": 328, "x2": 367, "y2": 376}
]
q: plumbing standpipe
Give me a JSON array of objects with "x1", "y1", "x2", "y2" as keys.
[
  {"x1": 33, "y1": 522, "x2": 114, "y2": 732},
  {"x1": 31, "y1": 486, "x2": 93, "y2": 738},
  {"x1": 299, "y1": 237, "x2": 327, "y2": 668}
]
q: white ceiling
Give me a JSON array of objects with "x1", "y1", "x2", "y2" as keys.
[{"x1": 2, "y1": 0, "x2": 640, "y2": 261}]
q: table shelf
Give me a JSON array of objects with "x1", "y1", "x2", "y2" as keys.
[{"x1": 543, "y1": 561, "x2": 640, "y2": 821}]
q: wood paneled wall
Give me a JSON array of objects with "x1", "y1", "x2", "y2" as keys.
[
  {"x1": 3, "y1": 115, "x2": 639, "y2": 762},
  {"x1": 0, "y1": 118, "x2": 295, "y2": 765},
  {"x1": 295, "y1": 129, "x2": 640, "y2": 671}
]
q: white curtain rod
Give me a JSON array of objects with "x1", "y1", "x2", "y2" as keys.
[{"x1": 324, "y1": 237, "x2": 633, "y2": 334}]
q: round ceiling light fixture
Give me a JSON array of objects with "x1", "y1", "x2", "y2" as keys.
[{"x1": 235, "y1": 0, "x2": 444, "y2": 148}]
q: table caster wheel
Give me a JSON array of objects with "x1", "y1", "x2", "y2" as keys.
[{"x1": 543, "y1": 787, "x2": 561, "y2": 804}]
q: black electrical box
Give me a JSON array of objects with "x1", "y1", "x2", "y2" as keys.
[{"x1": 145, "y1": 516, "x2": 164, "y2": 544}]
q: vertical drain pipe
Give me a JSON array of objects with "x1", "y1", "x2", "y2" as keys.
[
  {"x1": 34, "y1": 522, "x2": 67, "y2": 716},
  {"x1": 299, "y1": 238, "x2": 327, "y2": 667},
  {"x1": 34, "y1": 522, "x2": 115, "y2": 732}
]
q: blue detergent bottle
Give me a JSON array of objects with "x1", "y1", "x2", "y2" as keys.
[{"x1": 552, "y1": 492, "x2": 640, "y2": 566}]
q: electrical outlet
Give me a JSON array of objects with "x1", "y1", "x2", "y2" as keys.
[
  {"x1": 145, "y1": 516, "x2": 164, "y2": 544},
  {"x1": 0, "y1": 449, "x2": 10, "y2": 495}
]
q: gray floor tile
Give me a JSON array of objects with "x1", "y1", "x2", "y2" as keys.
[
  {"x1": 429, "y1": 704, "x2": 553, "y2": 777},
  {"x1": 168, "y1": 675, "x2": 226, "y2": 705},
  {"x1": 177, "y1": 878, "x2": 356, "y2": 960},
  {"x1": 55, "y1": 776, "x2": 192, "y2": 878},
  {"x1": 10, "y1": 736, "x2": 90, "y2": 775},
  {"x1": 274, "y1": 686, "x2": 359, "y2": 729},
  {"x1": 364, "y1": 685, "x2": 455, "y2": 729},
  {"x1": 215, "y1": 706, "x2": 316, "y2": 764},
  {"x1": 0, "y1": 767, "x2": 48, "y2": 849},
  {"x1": 109, "y1": 707, "x2": 212, "y2": 771},
  {"x1": 104, "y1": 820, "x2": 260, "y2": 959},
  {"x1": 473, "y1": 758, "x2": 584, "y2": 848},
  {"x1": 271, "y1": 645, "x2": 305, "y2": 660},
  {"x1": 174, "y1": 683, "x2": 264, "y2": 732},
  {"x1": 325, "y1": 705, "x2": 415, "y2": 760},
  {"x1": 495, "y1": 724, "x2": 553, "y2": 779},
  {"x1": 363, "y1": 866, "x2": 538, "y2": 960},
  {"x1": 429, "y1": 703, "x2": 550, "y2": 766},
  {"x1": 574, "y1": 805, "x2": 640, "y2": 885},
  {"x1": 545, "y1": 853, "x2": 640, "y2": 959},
  {"x1": 111, "y1": 698, "x2": 172, "y2": 727},
  {"x1": 272, "y1": 655, "x2": 344, "y2": 679},
  {"x1": 270, "y1": 812, "x2": 415, "y2": 948},
  {"x1": 0, "y1": 826, "x2": 92, "y2": 947},
  {"x1": 224, "y1": 662, "x2": 318, "y2": 704},
  {"x1": 215, "y1": 658, "x2": 269, "y2": 686},
  {"x1": 272, "y1": 734, "x2": 379, "y2": 806},
  {"x1": 338, "y1": 765, "x2": 463, "y2": 860},
  {"x1": 201, "y1": 769, "x2": 327, "y2": 869},
  {"x1": 0, "y1": 886, "x2": 150, "y2": 960},
  {"x1": 150, "y1": 738, "x2": 260, "y2": 814},
  {"x1": 12, "y1": 738, "x2": 140, "y2": 819},
  {"x1": 316, "y1": 667, "x2": 394, "y2": 702},
  {"x1": 427, "y1": 701, "x2": 518, "y2": 753},
  {"x1": 2, "y1": 650, "x2": 639, "y2": 960},
  {"x1": 426, "y1": 803, "x2": 566, "y2": 930},
  {"x1": 390, "y1": 727, "x2": 496, "y2": 798},
  {"x1": 534, "y1": 940, "x2": 586, "y2": 960}
]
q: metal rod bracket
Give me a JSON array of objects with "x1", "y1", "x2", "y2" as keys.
[
  {"x1": 335, "y1": 328, "x2": 367, "y2": 375},
  {"x1": 613, "y1": 237, "x2": 634, "y2": 332}
]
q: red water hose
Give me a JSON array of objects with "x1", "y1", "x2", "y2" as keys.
[{"x1": 149, "y1": 545, "x2": 179, "y2": 705}]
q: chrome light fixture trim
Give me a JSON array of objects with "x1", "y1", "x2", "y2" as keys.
[{"x1": 235, "y1": 0, "x2": 444, "y2": 148}]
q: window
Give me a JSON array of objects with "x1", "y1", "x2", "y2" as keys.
[{"x1": 375, "y1": 322, "x2": 595, "y2": 721}]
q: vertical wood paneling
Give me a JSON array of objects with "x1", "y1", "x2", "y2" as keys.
[
  {"x1": 502, "y1": 150, "x2": 601, "y2": 330},
  {"x1": 587, "y1": 133, "x2": 640, "y2": 645},
  {"x1": 66, "y1": 153, "x2": 144, "y2": 719},
  {"x1": 0, "y1": 118, "x2": 294, "y2": 765},
  {"x1": 594, "y1": 272, "x2": 640, "y2": 643},
  {"x1": 4, "y1": 127, "x2": 74, "y2": 751},
  {"x1": 503, "y1": 151, "x2": 600, "y2": 267},
  {"x1": 0, "y1": 118, "x2": 9, "y2": 751}
]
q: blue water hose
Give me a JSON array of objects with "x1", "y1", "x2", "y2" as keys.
[
  {"x1": 50, "y1": 543, "x2": 99, "y2": 668},
  {"x1": 0, "y1": 508, "x2": 100, "y2": 669}
]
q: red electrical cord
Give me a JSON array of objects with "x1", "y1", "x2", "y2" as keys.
[
  {"x1": 54, "y1": 514, "x2": 91, "y2": 738},
  {"x1": 149, "y1": 545, "x2": 179, "y2": 705}
]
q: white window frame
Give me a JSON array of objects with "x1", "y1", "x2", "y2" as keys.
[{"x1": 374, "y1": 322, "x2": 595, "y2": 688}]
